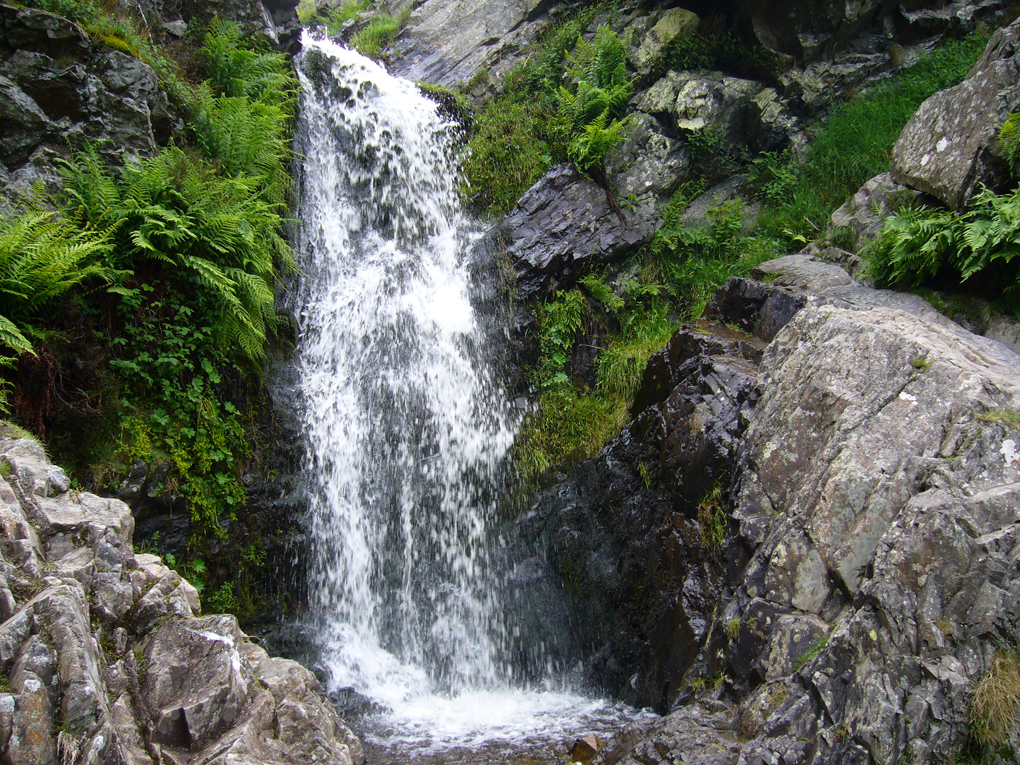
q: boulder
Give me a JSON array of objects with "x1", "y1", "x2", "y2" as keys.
[
  {"x1": 829, "y1": 171, "x2": 925, "y2": 256},
  {"x1": 604, "y1": 112, "x2": 691, "y2": 208},
  {"x1": 502, "y1": 163, "x2": 659, "y2": 300},
  {"x1": 637, "y1": 71, "x2": 763, "y2": 145},
  {"x1": 630, "y1": 7, "x2": 699, "y2": 77},
  {"x1": 591, "y1": 700, "x2": 740, "y2": 765},
  {"x1": 738, "y1": 0, "x2": 1006, "y2": 61},
  {"x1": 890, "y1": 16, "x2": 1020, "y2": 209},
  {"x1": 725, "y1": 296, "x2": 1020, "y2": 764}
]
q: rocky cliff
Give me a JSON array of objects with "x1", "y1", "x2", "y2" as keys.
[{"x1": 522, "y1": 251, "x2": 1020, "y2": 764}]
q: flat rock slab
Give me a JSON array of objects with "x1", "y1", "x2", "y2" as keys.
[{"x1": 504, "y1": 163, "x2": 659, "y2": 300}]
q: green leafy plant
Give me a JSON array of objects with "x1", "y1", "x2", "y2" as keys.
[
  {"x1": 697, "y1": 484, "x2": 727, "y2": 547},
  {"x1": 1000, "y1": 112, "x2": 1020, "y2": 177},
  {"x1": 0, "y1": 205, "x2": 111, "y2": 363},
  {"x1": 555, "y1": 25, "x2": 631, "y2": 176},
  {"x1": 867, "y1": 185, "x2": 1020, "y2": 315},
  {"x1": 61, "y1": 146, "x2": 292, "y2": 367}
]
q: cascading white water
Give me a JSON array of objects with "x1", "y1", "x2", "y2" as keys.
[{"x1": 291, "y1": 34, "x2": 653, "y2": 759}]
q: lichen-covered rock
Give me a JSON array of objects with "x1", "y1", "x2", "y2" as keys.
[
  {"x1": 890, "y1": 16, "x2": 1020, "y2": 209},
  {"x1": 502, "y1": 163, "x2": 659, "y2": 300},
  {"x1": 721, "y1": 297, "x2": 1020, "y2": 764},
  {"x1": 637, "y1": 71, "x2": 764, "y2": 145},
  {"x1": 605, "y1": 112, "x2": 691, "y2": 208},
  {"x1": 0, "y1": 437, "x2": 362, "y2": 765},
  {"x1": 630, "y1": 7, "x2": 699, "y2": 77}
]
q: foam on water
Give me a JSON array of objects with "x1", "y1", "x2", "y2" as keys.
[{"x1": 291, "y1": 34, "x2": 654, "y2": 756}]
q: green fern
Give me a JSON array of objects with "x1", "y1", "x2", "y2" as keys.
[
  {"x1": 0, "y1": 205, "x2": 111, "y2": 341},
  {"x1": 200, "y1": 19, "x2": 298, "y2": 114},
  {"x1": 60, "y1": 146, "x2": 292, "y2": 365},
  {"x1": 866, "y1": 206, "x2": 958, "y2": 286},
  {"x1": 1000, "y1": 112, "x2": 1020, "y2": 179},
  {"x1": 555, "y1": 25, "x2": 631, "y2": 177},
  {"x1": 868, "y1": 185, "x2": 1020, "y2": 315}
]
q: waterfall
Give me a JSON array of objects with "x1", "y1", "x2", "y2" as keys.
[{"x1": 290, "y1": 34, "x2": 649, "y2": 758}]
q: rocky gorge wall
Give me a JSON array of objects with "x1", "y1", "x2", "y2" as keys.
[{"x1": 435, "y1": 3, "x2": 1020, "y2": 763}]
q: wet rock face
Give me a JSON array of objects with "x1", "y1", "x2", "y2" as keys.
[
  {"x1": 0, "y1": 3, "x2": 178, "y2": 204},
  {"x1": 390, "y1": 0, "x2": 552, "y2": 92},
  {"x1": 547, "y1": 252, "x2": 1020, "y2": 765},
  {"x1": 525, "y1": 279, "x2": 808, "y2": 712},
  {"x1": 739, "y1": 0, "x2": 1006, "y2": 61},
  {"x1": 891, "y1": 16, "x2": 1020, "y2": 210},
  {"x1": 503, "y1": 164, "x2": 660, "y2": 300},
  {"x1": 0, "y1": 436, "x2": 362, "y2": 765},
  {"x1": 526, "y1": 440, "x2": 717, "y2": 713},
  {"x1": 130, "y1": 0, "x2": 300, "y2": 50}
]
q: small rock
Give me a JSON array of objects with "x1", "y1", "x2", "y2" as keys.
[{"x1": 570, "y1": 733, "x2": 602, "y2": 762}]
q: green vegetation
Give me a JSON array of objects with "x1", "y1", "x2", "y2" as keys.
[
  {"x1": 697, "y1": 484, "x2": 728, "y2": 547},
  {"x1": 866, "y1": 181, "x2": 1020, "y2": 315},
  {"x1": 976, "y1": 409, "x2": 1020, "y2": 428},
  {"x1": 18, "y1": 0, "x2": 196, "y2": 107},
  {"x1": 351, "y1": 8, "x2": 410, "y2": 60},
  {"x1": 0, "y1": 17, "x2": 297, "y2": 621},
  {"x1": 756, "y1": 32, "x2": 991, "y2": 244},
  {"x1": 969, "y1": 650, "x2": 1020, "y2": 759},
  {"x1": 502, "y1": 24, "x2": 990, "y2": 490},
  {"x1": 554, "y1": 25, "x2": 632, "y2": 176},
  {"x1": 793, "y1": 635, "x2": 829, "y2": 671},
  {"x1": 298, "y1": 0, "x2": 408, "y2": 60},
  {"x1": 461, "y1": 3, "x2": 620, "y2": 216}
]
